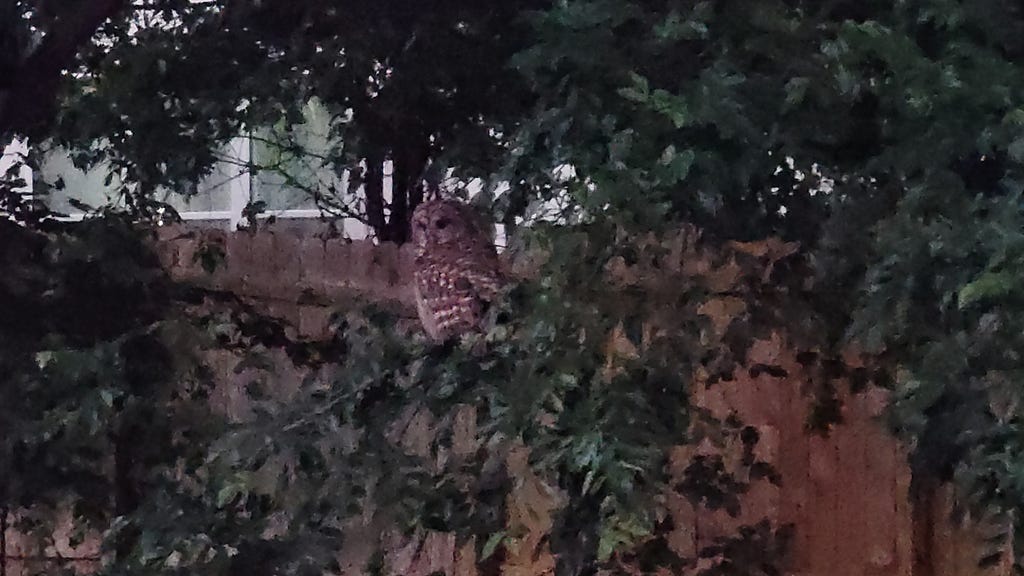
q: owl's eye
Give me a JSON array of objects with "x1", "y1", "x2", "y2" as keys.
[{"x1": 435, "y1": 218, "x2": 450, "y2": 230}]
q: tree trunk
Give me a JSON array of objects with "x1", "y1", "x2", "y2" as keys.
[
  {"x1": 385, "y1": 141, "x2": 431, "y2": 244},
  {"x1": 911, "y1": 480, "x2": 937, "y2": 576},
  {"x1": 388, "y1": 154, "x2": 409, "y2": 244},
  {"x1": 363, "y1": 149, "x2": 387, "y2": 240}
]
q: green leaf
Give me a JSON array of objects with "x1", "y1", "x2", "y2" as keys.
[
  {"x1": 99, "y1": 389, "x2": 115, "y2": 408},
  {"x1": 597, "y1": 513, "x2": 651, "y2": 562},
  {"x1": 784, "y1": 77, "x2": 810, "y2": 109},
  {"x1": 662, "y1": 147, "x2": 695, "y2": 183},
  {"x1": 216, "y1": 483, "x2": 242, "y2": 508},
  {"x1": 958, "y1": 270, "x2": 1019, "y2": 308},
  {"x1": 617, "y1": 86, "x2": 648, "y2": 103},
  {"x1": 1004, "y1": 108, "x2": 1024, "y2": 126},
  {"x1": 1009, "y1": 137, "x2": 1024, "y2": 164},
  {"x1": 480, "y1": 531, "x2": 506, "y2": 560}
]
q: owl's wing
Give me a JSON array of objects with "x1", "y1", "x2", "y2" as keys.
[
  {"x1": 457, "y1": 256, "x2": 507, "y2": 338},
  {"x1": 456, "y1": 254, "x2": 505, "y2": 303},
  {"x1": 413, "y1": 248, "x2": 506, "y2": 342},
  {"x1": 413, "y1": 279, "x2": 444, "y2": 341},
  {"x1": 413, "y1": 261, "x2": 488, "y2": 341}
]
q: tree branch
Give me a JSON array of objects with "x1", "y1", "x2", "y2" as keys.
[{"x1": 0, "y1": 0, "x2": 129, "y2": 138}]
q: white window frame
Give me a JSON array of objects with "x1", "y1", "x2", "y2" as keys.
[
  {"x1": 168, "y1": 136, "x2": 253, "y2": 229},
  {"x1": 10, "y1": 135, "x2": 386, "y2": 235}
]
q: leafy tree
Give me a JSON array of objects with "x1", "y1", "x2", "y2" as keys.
[
  {"x1": 6, "y1": 0, "x2": 1024, "y2": 573},
  {"x1": 504, "y1": 0, "x2": 1024, "y2": 567},
  {"x1": 35, "y1": 0, "x2": 540, "y2": 240}
]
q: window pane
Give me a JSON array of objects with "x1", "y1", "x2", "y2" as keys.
[
  {"x1": 157, "y1": 144, "x2": 241, "y2": 213},
  {"x1": 41, "y1": 142, "x2": 241, "y2": 216},
  {"x1": 38, "y1": 148, "x2": 121, "y2": 213},
  {"x1": 251, "y1": 98, "x2": 345, "y2": 212}
]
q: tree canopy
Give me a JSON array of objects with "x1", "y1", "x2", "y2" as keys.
[{"x1": 4, "y1": 0, "x2": 1024, "y2": 574}]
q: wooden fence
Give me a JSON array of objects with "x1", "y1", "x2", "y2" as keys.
[{"x1": 1, "y1": 222, "x2": 1012, "y2": 576}]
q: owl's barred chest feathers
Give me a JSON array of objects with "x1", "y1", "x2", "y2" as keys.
[
  {"x1": 410, "y1": 199, "x2": 506, "y2": 342},
  {"x1": 413, "y1": 247, "x2": 504, "y2": 341}
]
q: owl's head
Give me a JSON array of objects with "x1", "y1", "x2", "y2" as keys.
[{"x1": 411, "y1": 199, "x2": 488, "y2": 251}]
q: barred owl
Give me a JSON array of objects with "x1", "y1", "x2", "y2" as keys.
[{"x1": 410, "y1": 199, "x2": 505, "y2": 342}]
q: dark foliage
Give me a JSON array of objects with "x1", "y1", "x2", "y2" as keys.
[{"x1": 4, "y1": 0, "x2": 1024, "y2": 572}]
